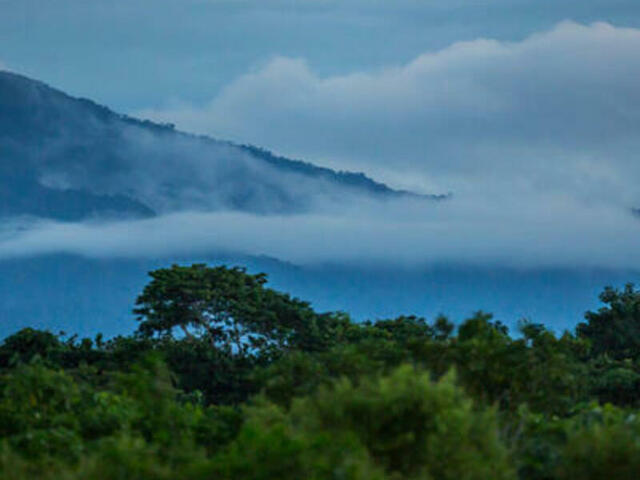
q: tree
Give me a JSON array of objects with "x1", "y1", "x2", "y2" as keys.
[
  {"x1": 134, "y1": 264, "x2": 331, "y2": 357},
  {"x1": 577, "y1": 284, "x2": 640, "y2": 360},
  {"x1": 556, "y1": 405, "x2": 640, "y2": 480},
  {"x1": 217, "y1": 365, "x2": 515, "y2": 480},
  {"x1": 0, "y1": 328, "x2": 63, "y2": 367}
]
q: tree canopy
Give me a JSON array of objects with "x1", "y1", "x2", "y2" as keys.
[
  {"x1": 2, "y1": 264, "x2": 640, "y2": 479},
  {"x1": 577, "y1": 283, "x2": 640, "y2": 360}
]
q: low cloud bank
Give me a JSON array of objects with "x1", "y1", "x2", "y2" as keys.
[{"x1": 1, "y1": 192, "x2": 639, "y2": 269}]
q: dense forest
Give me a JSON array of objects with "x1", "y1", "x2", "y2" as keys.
[{"x1": 1, "y1": 264, "x2": 640, "y2": 479}]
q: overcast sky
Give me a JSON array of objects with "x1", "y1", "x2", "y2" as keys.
[
  {"x1": 1, "y1": 0, "x2": 639, "y2": 269},
  {"x1": 1, "y1": 0, "x2": 638, "y2": 111}
]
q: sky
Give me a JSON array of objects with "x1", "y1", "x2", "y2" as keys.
[
  {"x1": 1, "y1": 0, "x2": 639, "y2": 111},
  {"x1": 1, "y1": 0, "x2": 640, "y2": 270}
]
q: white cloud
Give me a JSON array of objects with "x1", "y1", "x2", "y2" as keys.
[
  {"x1": 139, "y1": 21, "x2": 640, "y2": 204},
  {"x1": 1, "y1": 193, "x2": 639, "y2": 269}
]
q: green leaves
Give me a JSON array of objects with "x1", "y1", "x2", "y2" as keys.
[
  {"x1": 0, "y1": 328, "x2": 64, "y2": 368},
  {"x1": 214, "y1": 366, "x2": 514, "y2": 480},
  {"x1": 578, "y1": 283, "x2": 640, "y2": 361},
  {"x1": 3, "y1": 264, "x2": 640, "y2": 479},
  {"x1": 557, "y1": 405, "x2": 640, "y2": 480},
  {"x1": 298, "y1": 366, "x2": 514, "y2": 480},
  {"x1": 0, "y1": 363, "x2": 83, "y2": 460},
  {"x1": 134, "y1": 264, "x2": 332, "y2": 357}
]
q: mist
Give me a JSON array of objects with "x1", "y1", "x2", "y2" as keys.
[{"x1": 1, "y1": 189, "x2": 638, "y2": 270}]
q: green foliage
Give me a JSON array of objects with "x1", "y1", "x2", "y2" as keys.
[
  {"x1": 557, "y1": 404, "x2": 640, "y2": 480},
  {"x1": 288, "y1": 365, "x2": 515, "y2": 480},
  {"x1": 2, "y1": 265, "x2": 640, "y2": 479},
  {"x1": 214, "y1": 366, "x2": 514, "y2": 480},
  {"x1": 0, "y1": 362, "x2": 84, "y2": 460},
  {"x1": 209, "y1": 401, "x2": 384, "y2": 480},
  {"x1": 0, "y1": 328, "x2": 63, "y2": 367},
  {"x1": 588, "y1": 356, "x2": 640, "y2": 406},
  {"x1": 578, "y1": 283, "x2": 640, "y2": 360},
  {"x1": 134, "y1": 264, "x2": 332, "y2": 355}
]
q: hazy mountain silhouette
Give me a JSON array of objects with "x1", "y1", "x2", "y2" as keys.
[{"x1": 0, "y1": 70, "x2": 442, "y2": 221}]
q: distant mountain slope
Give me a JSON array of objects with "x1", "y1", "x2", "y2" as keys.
[
  {"x1": 0, "y1": 70, "x2": 439, "y2": 221},
  {"x1": 0, "y1": 252, "x2": 637, "y2": 339},
  {"x1": 0, "y1": 172, "x2": 155, "y2": 221}
]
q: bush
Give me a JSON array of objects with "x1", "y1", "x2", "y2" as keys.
[
  {"x1": 557, "y1": 405, "x2": 640, "y2": 480},
  {"x1": 216, "y1": 365, "x2": 514, "y2": 480}
]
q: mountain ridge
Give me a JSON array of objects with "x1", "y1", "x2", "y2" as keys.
[{"x1": 0, "y1": 70, "x2": 444, "y2": 222}]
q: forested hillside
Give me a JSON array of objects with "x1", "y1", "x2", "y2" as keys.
[{"x1": 1, "y1": 264, "x2": 640, "y2": 479}]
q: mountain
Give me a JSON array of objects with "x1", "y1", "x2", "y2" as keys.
[
  {"x1": 0, "y1": 70, "x2": 441, "y2": 221},
  {"x1": 0, "y1": 70, "x2": 637, "y2": 340}
]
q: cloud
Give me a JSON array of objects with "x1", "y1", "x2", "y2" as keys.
[
  {"x1": 139, "y1": 21, "x2": 640, "y2": 204},
  {"x1": 1, "y1": 193, "x2": 639, "y2": 269},
  {"x1": 3, "y1": 22, "x2": 640, "y2": 271},
  {"x1": 5, "y1": 0, "x2": 640, "y2": 112}
]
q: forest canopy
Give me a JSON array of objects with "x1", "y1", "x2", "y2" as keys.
[{"x1": 1, "y1": 264, "x2": 640, "y2": 480}]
